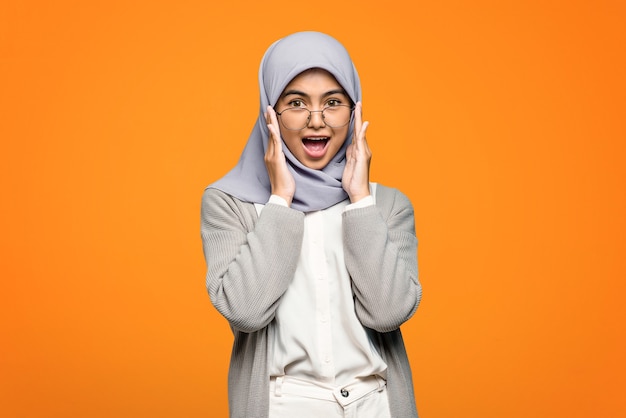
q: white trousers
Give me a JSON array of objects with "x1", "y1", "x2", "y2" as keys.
[{"x1": 269, "y1": 375, "x2": 391, "y2": 418}]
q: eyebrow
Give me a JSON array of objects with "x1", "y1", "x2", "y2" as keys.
[{"x1": 281, "y1": 89, "x2": 348, "y2": 99}]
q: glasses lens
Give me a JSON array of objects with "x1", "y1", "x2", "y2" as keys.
[
  {"x1": 280, "y1": 108, "x2": 309, "y2": 130},
  {"x1": 323, "y1": 105, "x2": 351, "y2": 128}
]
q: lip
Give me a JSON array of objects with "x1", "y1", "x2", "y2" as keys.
[{"x1": 301, "y1": 135, "x2": 330, "y2": 159}]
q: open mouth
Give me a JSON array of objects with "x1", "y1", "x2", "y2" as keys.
[{"x1": 302, "y1": 137, "x2": 330, "y2": 157}]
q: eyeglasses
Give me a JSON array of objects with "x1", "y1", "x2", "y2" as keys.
[{"x1": 275, "y1": 105, "x2": 353, "y2": 131}]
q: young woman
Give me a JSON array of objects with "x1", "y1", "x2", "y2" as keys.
[{"x1": 201, "y1": 31, "x2": 422, "y2": 418}]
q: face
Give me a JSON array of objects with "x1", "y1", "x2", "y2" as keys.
[{"x1": 274, "y1": 69, "x2": 352, "y2": 170}]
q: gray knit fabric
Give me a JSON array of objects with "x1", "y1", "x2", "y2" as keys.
[{"x1": 201, "y1": 184, "x2": 421, "y2": 417}]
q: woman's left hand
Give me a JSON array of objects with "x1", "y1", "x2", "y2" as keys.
[{"x1": 342, "y1": 101, "x2": 371, "y2": 202}]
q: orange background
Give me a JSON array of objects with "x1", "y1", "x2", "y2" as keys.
[{"x1": 1, "y1": 1, "x2": 625, "y2": 417}]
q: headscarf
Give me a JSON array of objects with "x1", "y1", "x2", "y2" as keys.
[{"x1": 208, "y1": 31, "x2": 361, "y2": 212}]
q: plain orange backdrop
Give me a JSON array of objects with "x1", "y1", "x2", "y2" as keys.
[{"x1": 1, "y1": 1, "x2": 625, "y2": 417}]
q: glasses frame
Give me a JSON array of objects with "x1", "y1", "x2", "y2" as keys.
[{"x1": 275, "y1": 105, "x2": 354, "y2": 131}]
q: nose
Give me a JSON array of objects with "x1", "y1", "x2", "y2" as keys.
[{"x1": 307, "y1": 110, "x2": 326, "y2": 128}]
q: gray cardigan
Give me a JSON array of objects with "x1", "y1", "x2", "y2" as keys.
[{"x1": 201, "y1": 184, "x2": 421, "y2": 417}]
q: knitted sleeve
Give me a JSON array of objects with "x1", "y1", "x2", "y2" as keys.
[
  {"x1": 201, "y1": 188, "x2": 304, "y2": 333},
  {"x1": 342, "y1": 185, "x2": 421, "y2": 332}
]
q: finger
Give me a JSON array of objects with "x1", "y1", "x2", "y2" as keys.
[
  {"x1": 350, "y1": 102, "x2": 361, "y2": 153},
  {"x1": 265, "y1": 105, "x2": 273, "y2": 124},
  {"x1": 354, "y1": 101, "x2": 363, "y2": 138},
  {"x1": 267, "y1": 125, "x2": 283, "y2": 158},
  {"x1": 265, "y1": 107, "x2": 273, "y2": 143},
  {"x1": 345, "y1": 143, "x2": 354, "y2": 161},
  {"x1": 343, "y1": 149, "x2": 354, "y2": 180},
  {"x1": 265, "y1": 106, "x2": 283, "y2": 152},
  {"x1": 266, "y1": 106, "x2": 277, "y2": 139},
  {"x1": 266, "y1": 105, "x2": 280, "y2": 128},
  {"x1": 360, "y1": 120, "x2": 369, "y2": 141}
]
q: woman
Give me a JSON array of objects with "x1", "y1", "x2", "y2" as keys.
[{"x1": 201, "y1": 31, "x2": 422, "y2": 418}]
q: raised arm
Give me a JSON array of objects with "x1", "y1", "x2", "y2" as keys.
[
  {"x1": 201, "y1": 188, "x2": 304, "y2": 332},
  {"x1": 342, "y1": 186, "x2": 421, "y2": 332}
]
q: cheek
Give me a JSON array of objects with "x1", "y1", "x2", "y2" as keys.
[
  {"x1": 333, "y1": 127, "x2": 350, "y2": 148},
  {"x1": 279, "y1": 129, "x2": 301, "y2": 152}
]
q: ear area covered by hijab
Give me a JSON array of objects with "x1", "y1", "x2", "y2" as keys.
[{"x1": 208, "y1": 31, "x2": 362, "y2": 213}]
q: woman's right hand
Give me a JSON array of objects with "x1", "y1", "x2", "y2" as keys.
[{"x1": 264, "y1": 106, "x2": 295, "y2": 206}]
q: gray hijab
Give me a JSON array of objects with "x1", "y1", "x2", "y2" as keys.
[{"x1": 208, "y1": 31, "x2": 361, "y2": 212}]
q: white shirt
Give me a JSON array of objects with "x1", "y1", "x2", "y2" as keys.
[{"x1": 255, "y1": 184, "x2": 387, "y2": 386}]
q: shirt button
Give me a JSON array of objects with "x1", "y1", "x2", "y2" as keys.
[{"x1": 341, "y1": 389, "x2": 349, "y2": 398}]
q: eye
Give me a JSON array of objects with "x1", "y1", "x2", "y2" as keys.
[
  {"x1": 326, "y1": 99, "x2": 342, "y2": 107},
  {"x1": 288, "y1": 99, "x2": 305, "y2": 108}
]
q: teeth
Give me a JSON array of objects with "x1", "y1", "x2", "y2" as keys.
[{"x1": 304, "y1": 137, "x2": 329, "y2": 141}]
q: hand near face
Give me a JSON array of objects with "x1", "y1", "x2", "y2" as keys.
[
  {"x1": 342, "y1": 102, "x2": 371, "y2": 203},
  {"x1": 265, "y1": 105, "x2": 296, "y2": 206}
]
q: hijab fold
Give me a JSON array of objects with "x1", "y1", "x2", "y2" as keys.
[{"x1": 208, "y1": 31, "x2": 362, "y2": 212}]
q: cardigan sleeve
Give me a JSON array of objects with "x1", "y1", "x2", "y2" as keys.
[
  {"x1": 200, "y1": 188, "x2": 304, "y2": 333},
  {"x1": 342, "y1": 185, "x2": 421, "y2": 332}
]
